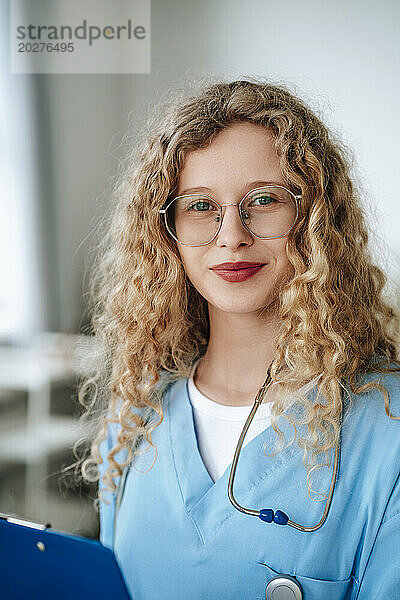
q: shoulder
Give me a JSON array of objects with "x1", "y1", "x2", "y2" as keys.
[
  {"x1": 100, "y1": 370, "x2": 182, "y2": 462},
  {"x1": 342, "y1": 363, "x2": 400, "y2": 448},
  {"x1": 345, "y1": 363, "x2": 400, "y2": 424},
  {"x1": 341, "y1": 364, "x2": 400, "y2": 522}
]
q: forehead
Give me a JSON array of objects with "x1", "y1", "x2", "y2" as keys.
[{"x1": 178, "y1": 122, "x2": 283, "y2": 192}]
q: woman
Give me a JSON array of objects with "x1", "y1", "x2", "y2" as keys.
[{"x1": 80, "y1": 79, "x2": 400, "y2": 600}]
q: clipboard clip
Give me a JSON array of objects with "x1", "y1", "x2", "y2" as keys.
[{"x1": 0, "y1": 511, "x2": 51, "y2": 530}]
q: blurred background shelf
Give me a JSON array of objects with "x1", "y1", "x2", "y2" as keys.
[
  {"x1": 0, "y1": 415, "x2": 81, "y2": 462},
  {"x1": 0, "y1": 333, "x2": 101, "y2": 537}
]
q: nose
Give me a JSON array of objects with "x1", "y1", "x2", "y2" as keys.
[{"x1": 215, "y1": 204, "x2": 254, "y2": 249}]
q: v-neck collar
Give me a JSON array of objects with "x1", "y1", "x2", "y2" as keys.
[{"x1": 167, "y1": 378, "x2": 304, "y2": 544}]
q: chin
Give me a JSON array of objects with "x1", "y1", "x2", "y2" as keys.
[{"x1": 209, "y1": 296, "x2": 275, "y2": 315}]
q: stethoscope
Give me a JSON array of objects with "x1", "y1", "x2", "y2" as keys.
[{"x1": 227, "y1": 366, "x2": 342, "y2": 600}]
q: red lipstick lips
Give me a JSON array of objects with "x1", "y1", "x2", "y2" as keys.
[
  {"x1": 210, "y1": 261, "x2": 266, "y2": 282},
  {"x1": 211, "y1": 261, "x2": 264, "y2": 270}
]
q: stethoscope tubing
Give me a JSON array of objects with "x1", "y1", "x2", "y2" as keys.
[{"x1": 227, "y1": 367, "x2": 342, "y2": 532}]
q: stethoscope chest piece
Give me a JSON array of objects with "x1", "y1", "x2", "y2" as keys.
[{"x1": 265, "y1": 574, "x2": 303, "y2": 600}]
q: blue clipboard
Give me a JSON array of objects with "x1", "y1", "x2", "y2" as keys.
[{"x1": 0, "y1": 512, "x2": 132, "y2": 600}]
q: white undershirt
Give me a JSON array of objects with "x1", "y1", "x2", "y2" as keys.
[
  {"x1": 188, "y1": 360, "x2": 272, "y2": 483},
  {"x1": 188, "y1": 360, "x2": 320, "y2": 483}
]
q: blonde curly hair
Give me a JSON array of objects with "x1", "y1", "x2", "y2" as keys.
[{"x1": 76, "y1": 76, "x2": 400, "y2": 508}]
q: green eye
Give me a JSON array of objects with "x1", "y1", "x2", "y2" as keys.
[
  {"x1": 187, "y1": 201, "x2": 212, "y2": 211},
  {"x1": 252, "y1": 194, "x2": 274, "y2": 205}
]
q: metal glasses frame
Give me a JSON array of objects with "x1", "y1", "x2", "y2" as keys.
[
  {"x1": 159, "y1": 185, "x2": 301, "y2": 247},
  {"x1": 227, "y1": 367, "x2": 342, "y2": 532}
]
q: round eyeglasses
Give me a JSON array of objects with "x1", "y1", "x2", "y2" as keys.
[{"x1": 159, "y1": 185, "x2": 301, "y2": 247}]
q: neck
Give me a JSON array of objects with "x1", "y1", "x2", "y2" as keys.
[{"x1": 194, "y1": 304, "x2": 280, "y2": 406}]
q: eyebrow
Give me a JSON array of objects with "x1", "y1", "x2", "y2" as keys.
[{"x1": 177, "y1": 180, "x2": 286, "y2": 196}]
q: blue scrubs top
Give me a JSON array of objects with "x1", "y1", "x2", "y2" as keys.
[{"x1": 99, "y1": 370, "x2": 400, "y2": 600}]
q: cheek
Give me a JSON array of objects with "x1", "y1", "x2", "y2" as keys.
[
  {"x1": 266, "y1": 239, "x2": 291, "y2": 266},
  {"x1": 177, "y1": 247, "x2": 190, "y2": 272},
  {"x1": 281, "y1": 248, "x2": 294, "y2": 275},
  {"x1": 280, "y1": 252, "x2": 295, "y2": 285},
  {"x1": 177, "y1": 248, "x2": 204, "y2": 285},
  {"x1": 269, "y1": 241, "x2": 294, "y2": 282}
]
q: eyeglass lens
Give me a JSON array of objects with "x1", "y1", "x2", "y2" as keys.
[{"x1": 165, "y1": 187, "x2": 297, "y2": 245}]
